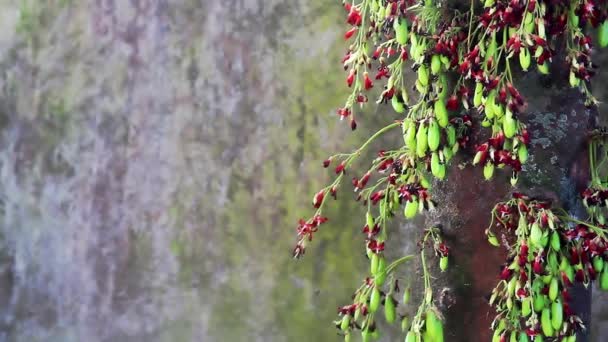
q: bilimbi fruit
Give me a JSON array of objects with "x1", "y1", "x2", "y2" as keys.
[{"x1": 394, "y1": 17, "x2": 408, "y2": 45}]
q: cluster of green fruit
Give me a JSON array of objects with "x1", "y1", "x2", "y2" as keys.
[
  {"x1": 336, "y1": 228, "x2": 448, "y2": 342},
  {"x1": 487, "y1": 194, "x2": 608, "y2": 341}
]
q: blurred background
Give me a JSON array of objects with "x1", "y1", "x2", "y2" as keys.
[
  {"x1": 0, "y1": 1, "x2": 606, "y2": 341},
  {"x1": 0, "y1": 1, "x2": 403, "y2": 341}
]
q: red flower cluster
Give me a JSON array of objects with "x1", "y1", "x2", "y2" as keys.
[{"x1": 292, "y1": 215, "x2": 329, "y2": 258}]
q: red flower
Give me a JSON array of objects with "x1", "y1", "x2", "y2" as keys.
[
  {"x1": 344, "y1": 27, "x2": 357, "y2": 40},
  {"x1": 347, "y1": 8, "x2": 362, "y2": 26},
  {"x1": 363, "y1": 72, "x2": 373, "y2": 90},
  {"x1": 367, "y1": 239, "x2": 385, "y2": 253},
  {"x1": 446, "y1": 96, "x2": 459, "y2": 111},
  {"x1": 346, "y1": 69, "x2": 356, "y2": 87},
  {"x1": 313, "y1": 190, "x2": 325, "y2": 208},
  {"x1": 335, "y1": 161, "x2": 346, "y2": 174}
]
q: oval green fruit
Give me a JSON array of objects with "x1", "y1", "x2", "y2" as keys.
[
  {"x1": 601, "y1": 269, "x2": 608, "y2": 290},
  {"x1": 403, "y1": 287, "x2": 411, "y2": 304},
  {"x1": 541, "y1": 307, "x2": 554, "y2": 337},
  {"x1": 385, "y1": 296, "x2": 396, "y2": 323},
  {"x1": 427, "y1": 120, "x2": 440, "y2": 152},
  {"x1": 551, "y1": 300, "x2": 563, "y2": 331},
  {"x1": 416, "y1": 123, "x2": 429, "y2": 157},
  {"x1": 404, "y1": 331, "x2": 416, "y2": 342},
  {"x1": 518, "y1": 332, "x2": 529, "y2": 342},
  {"x1": 503, "y1": 114, "x2": 517, "y2": 138},
  {"x1": 522, "y1": 297, "x2": 532, "y2": 317},
  {"x1": 533, "y1": 295, "x2": 546, "y2": 312},
  {"x1": 431, "y1": 152, "x2": 441, "y2": 178},
  {"x1": 434, "y1": 100, "x2": 449, "y2": 128},
  {"x1": 425, "y1": 309, "x2": 444, "y2": 342},
  {"x1": 473, "y1": 82, "x2": 483, "y2": 107},
  {"x1": 405, "y1": 123, "x2": 417, "y2": 152},
  {"x1": 418, "y1": 64, "x2": 429, "y2": 86},
  {"x1": 484, "y1": 162, "x2": 494, "y2": 180},
  {"x1": 392, "y1": 94, "x2": 406, "y2": 113},
  {"x1": 370, "y1": 287, "x2": 381, "y2": 313},
  {"x1": 530, "y1": 222, "x2": 542, "y2": 247},
  {"x1": 370, "y1": 253, "x2": 379, "y2": 274},
  {"x1": 549, "y1": 277, "x2": 558, "y2": 301},
  {"x1": 537, "y1": 62, "x2": 550, "y2": 75},
  {"x1": 394, "y1": 18, "x2": 409, "y2": 45},
  {"x1": 519, "y1": 48, "x2": 531, "y2": 71},
  {"x1": 518, "y1": 145, "x2": 528, "y2": 163},
  {"x1": 594, "y1": 257, "x2": 604, "y2": 273},
  {"x1": 599, "y1": 21, "x2": 608, "y2": 48},
  {"x1": 431, "y1": 55, "x2": 441, "y2": 75},
  {"x1": 550, "y1": 232, "x2": 560, "y2": 251},
  {"x1": 404, "y1": 198, "x2": 419, "y2": 219},
  {"x1": 340, "y1": 315, "x2": 350, "y2": 331},
  {"x1": 446, "y1": 125, "x2": 456, "y2": 146},
  {"x1": 440, "y1": 256, "x2": 448, "y2": 272}
]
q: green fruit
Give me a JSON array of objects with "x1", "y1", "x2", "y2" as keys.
[
  {"x1": 340, "y1": 315, "x2": 350, "y2": 331},
  {"x1": 428, "y1": 120, "x2": 441, "y2": 151},
  {"x1": 344, "y1": 332, "x2": 352, "y2": 342},
  {"x1": 524, "y1": 12, "x2": 534, "y2": 33},
  {"x1": 550, "y1": 232, "x2": 560, "y2": 251},
  {"x1": 438, "y1": 74, "x2": 449, "y2": 99},
  {"x1": 569, "y1": 71, "x2": 580, "y2": 88},
  {"x1": 436, "y1": 163, "x2": 446, "y2": 180},
  {"x1": 404, "y1": 198, "x2": 419, "y2": 219},
  {"x1": 473, "y1": 82, "x2": 483, "y2": 107},
  {"x1": 593, "y1": 257, "x2": 604, "y2": 273},
  {"x1": 533, "y1": 295, "x2": 546, "y2": 312},
  {"x1": 416, "y1": 123, "x2": 429, "y2": 157},
  {"x1": 549, "y1": 278, "x2": 558, "y2": 301},
  {"x1": 446, "y1": 125, "x2": 456, "y2": 146},
  {"x1": 485, "y1": 91, "x2": 496, "y2": 119},
  {"x1": 385, "y1": 296, "x2": 396, "y2": 323},
  {"x1": 601, "y1": 269, "x2": 608, "y2": 290},
  {"x1": 370, "y1": 287, "x2": 381, "y2": 312},
  {"x1": 551, "y1": 300, "x2": 563, "y2": 331},
  {"x1": 418, "y1": 64, "x2": 429, "y2": 86},
  {"x1": 522, "y1": 297, "x2": 532, "y2": 317},
  {"x1": 599, "y1": 21, "x2": 608, "y2": 48},
  {"x1": 425, "y1": 309, "x2": 444, "y2": 342},
  {"x1": 519, "y1": 48, "x2": 531, "y2": 71},
  {"x1": 484, "y1": 0, "x2": 495, "y2": 7},
  {"x1": 375, "y1": 258, "x2": 387, "y2": 286},
  {"x1": 510, "y1": 331, "x2": 517, "y2": 342},
  {"x1": 541, "y1": 308, "x2": 554, "y2": 337},
  {"x1": 440, "y1": 256, "x2": 448, "y2": 272},
  {"x1": 530, "y1": 222, "x2": 542, "y2": 247},
  {"x1": 362, "y1": 328, "x2": 372, "y2": 342},
  {"x1": 405, "y1": 122, "x2": 417, "y2": 152},
  {"x1": 403, "y1": 287, "x2": 411, "y2": 304},
  {"x1": 443, "y1": 145, "x2": 453, "y2": 162},
  {"x1": 392, "y1": 94, "x2": 406, "y2": 113},
  {"x1": 431, "y1": 152, "x2": 441, "y2": 178},
  {"x1": 518, "y1": 145, "x2": 528, "y2": 163},
  {"x1": 401, "y1": 316, "x2": 409, "y2": 331},
  {"x1": 394, "y1": 17, "x2": 409, "y2": 45},
  {"x1": 484, "y1": 162, "x2": 494, "y2": 180},
  {"x1": 404, "y1": 331, "x2": 416, "y2": 342},
  {"x1": 492, "y1": 330, "x2": 502, "y2": 342},
  {"x1": 431, "y1": 54, "x2": 441, "y2": 75},
  {"x1": 518, "y1": 331, "x2": 529, "y2": 342},
  {"x1": 503, "y1": 114, "x2": 517, "y2": 138},
  {"x1": 434, "y1": 100, "x2": 449, "y2": 127},
  {"x1": 537, "y1": 62, "x2": 549, "y2": 74},
  {"x1": 371, "y1": 253, "x2": 379, "y2": 274}
]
